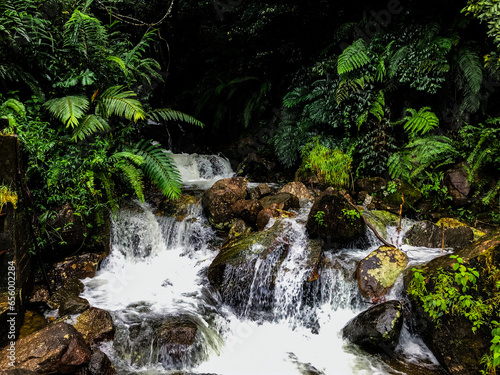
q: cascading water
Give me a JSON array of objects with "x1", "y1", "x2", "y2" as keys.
[{"x1": 81, "y1": 155, "x2": 446, "y2": 375}]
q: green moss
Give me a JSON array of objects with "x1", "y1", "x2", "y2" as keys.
[
  {"x1": 363, "y1": 210, "x2": 399, "y2": 238},
  {"x1": 365, "y1": 247, "x2": 408, "y2": 288}
]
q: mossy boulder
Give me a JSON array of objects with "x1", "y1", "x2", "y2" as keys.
[
  {"x1": 403, "y1": 221, "x2": 474, "y2": 250},
  {"x1": 356, "y1": 246, "x2": 408, "y2": 300},
  {"x1": 342, "y1": 300, "x2": 404, "y2": 353},
  {"x1": 363, "y1": 210, "x2": 399, "y2": 239},
  {"x1": 436, "y1": 217, "x2": 486, "y2": 241},
  {"x1": 404, "y1": 229, "x2": 500, "y2": 374},
  {"x1": 202, "y1": 177, "x2": 248, "y2": 230},
  {"x1": 228, "y1": 219, "x2": 252, "y2": 240},
  {"x1": 306, "y1": 188, "x2": 365, "y2": 247}
]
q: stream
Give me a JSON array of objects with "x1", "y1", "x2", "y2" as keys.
[{"x1": 81, "y1": 154, "x2": 446, "y2": 375}]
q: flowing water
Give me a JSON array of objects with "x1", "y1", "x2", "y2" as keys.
[{"x1": 81, "y1": 156, "x2": 447, "y2": 375}]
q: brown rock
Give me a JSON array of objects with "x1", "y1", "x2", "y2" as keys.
[
  {"x1": 202, "y1": 177, "x2": 248, "y2": 229},
  {"x1": 403, "y1": 221, "x2": 474, "y2": 250},
  {"x1": 256, "y1": 208, "x2": 276, "y2": 231},
  {"x1": 0, "y1": 322, "x2": 91, "y2": 373},
  {"x1": 443, "y1": 163, "x2": 472, "y2": 207},
  {"x1": 231, "y1": 199, "x2": 263, "y2": 225},
  {"x1": 59, "y1": 295, "x2": 90, "y2": 316},
  {"x1": 278, "y1": 182, "x2": 314, "y2": 200},
  {"x1": 74, "y1": 307, "x2": 115, "y2": 347},
  {"x1": 74, "y1": 348, "x2": 116, "y2": 375},
  {"x1": 355, "y1": 177, "x2": 387, "y2": 194},
  {"x1": 48, "y1": 252, "x2": 107, "y2": 290},
  {"x1": 47, "y1": 278, "x2": 85, "y2": 310},
  {"x1": 249, "y1": 183, "x2": 273, "y2": 199},
  {"x1": 259, "y1": 192, "x2": 299, "y2": 211}
]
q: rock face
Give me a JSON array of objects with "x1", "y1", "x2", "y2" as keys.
[
  {"x1": 231, "y1": 199, "x2": 263, "y2": 226},
  {"x1": 74, "y1": 307, "x2": 115, "y2": 347},
  {"x1": 0, "y1": 322, "x2": 91, "y2": 373},
  {"x1": 404, "y1": 230, "x2": 500, "y2": 374},
  {"x1": 306, "y1": 188, "x2": 365, "y2": 246},
  {"x1": 356, "y1": 246, "x2": 408, "y2": 300},
  {"x1": 259, "y1": 192, "x2": 300, "y2": 211},
  {"x1": 202, "y1": 177, "x2": 248, "y2": 229},
  {"x1": 342, "y1": 300, "x2": 404, "y2": 353},
  {"x1": 444, "y1": 163, "x2": 472, "y2": 207},
  {"x1": 278, "y1": 182, "x2": 314, "y2": 200},
  {"x1": 403, "y1": 221, "x2": 474, "y2": 249}
]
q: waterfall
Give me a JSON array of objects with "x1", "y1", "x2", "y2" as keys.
[{"x1": 81, "y1": 154, "x2": 446, "y2": 375}]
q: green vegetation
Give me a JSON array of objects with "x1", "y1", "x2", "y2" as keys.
[{"x1": 408, "y1": 255, "x2": 500, "y2": 373}]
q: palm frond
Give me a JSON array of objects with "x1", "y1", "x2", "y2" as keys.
[
  {"x1": 44, "y1": 95, "x2": 89, "y2": 128},
  {"x1": 133, "y1": 140, "x2": 182, "y2": 200},
  {"x1": 148, "y1": 108, "x2": 204, "y2": 127},
  {"x1": 337, "y1": 39, "x2": 370, "y2": 75}
]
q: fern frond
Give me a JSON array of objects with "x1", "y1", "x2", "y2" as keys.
[
  {"x1": 388, "y1": 152, "x2": 412, "y2": 181},
  {"x1": 111, "y1": 151, "x2": 144, "y2": 166},
  {"x1": 133, "y1": 140, "x2": 182, "y2": 200},
  {"x1": 337, "y1": 39, "x2": 370, "y2": 75},
  {"x1": 63, "y1": 9, "x2": 108, "y2": 54},
  {"x1": 72, "y1": 114, "x2": 109, "y2": 141},
  {"x1": 457, "y1": 47, "x2": 483, "y2": 113},
  {"x1": 1, "y1": 98, "x2": 26, "y2": 118},
  {"x1": 403, "y1": 107, "x2": 439, "y2": 135},
  {"x1": 44, "y1": 95, "x2": 89, "y2": 128},
  {"x1": 97, "y1": 86, "x2": 145, "y2": 122},
  {"x1": 115, "y1": 161, "x2": 145, "y2": 203},
  {"x1": 148, "y1": 108, "x2": 204, "y2": 127}
]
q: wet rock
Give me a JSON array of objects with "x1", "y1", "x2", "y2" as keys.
[
  {"x1": 0, "y1": 369, "x2": 40, "y2": 375},
  {"x1": 158, "y1": 316, "x2": 197, "y2": 346},
  {"x1": 362, "y1": 210, "x2": 399, "y2": 239},
  {"x1": 228, "y1": 219, "x2": 252, "y2": 240},
  {"x1": 403, "y1": 221, "x2": 474, "y2": 249},
  {"x1": 74, "y1": 348, "x2": 116, "y2": 375},
  {"x1": 444, "y1": 163, "x2": 472, "y2": 207},
  {"x1": 436, "y1": 217, "x2": 486, "y2": 241},
  {"x1": 47, "y1": 278, "x2": 85, "y2": 310},
  {"x1": 0, "y1": 322, "x2": 91, "y2": 373},
  {"x1": 356, "y1": 246, "x2": 408, "y2": 300},
  {"x1": 278, "y1": 182, "x2": 314, "y2": 200},
  {"x1": 342, "y1": 300, "x2": 404, "y2": 353},
  {"x1": 306, "y1": 188, "x2": 365, "y2": 247},
  {"x1": 28, "y1": 285, "x2": 50, "y2": 306},
  {"x1": 256, "y1": 208, "x2": 276, "y2": 231},
  {"x1": 59, "y1": 295, "x2": 90, "y2": 315},
  {"x1": 47, "y1": 252, "x2": 107, "y2": 290},
  {"x1": 73, "y1": 307, "x2": 115, "y2": 347},
  {"x1": 249, "y1": 183, "x2": 273, "y2": 200},
  {"x1": 161, "y1": 194, "x2": 199, "y2": 221},
  {"x1": 19, "y1": 310, "x2": 48, "y2": 339},
  {"x1": 404, "y1": 230, "x2": 500, "y2": 374},
  {"x1": 231, "y1": 199, "x2": 263, "y2": 225},
  {"x1": 202, "y1": 177, "x2": 248, "y2": 230},
  {"x1": 259, "y1": 192, "x2": 300, "y2": 211}
]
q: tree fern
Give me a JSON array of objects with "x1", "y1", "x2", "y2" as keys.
[
  {"x1": 148, "y1": 108, "x2": 204, "y2": 127},
  {"x1": 337, "y1": 39, "x2": 370, "y2": 75},
  {"x1": 132, "y1": 140, "x2": 182, "y2": 200},
  {"x1": 403, "y1": 107, "x2": 439, "y2": 136},
  {"x1": 44, "y1": 95, "x2": 89, "y2": 128},
  {"x1": 63, "y1": 9, "x2": 108, "y2": 56}
]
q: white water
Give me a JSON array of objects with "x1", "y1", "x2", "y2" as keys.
[{"x1": 81, "y1": 156, "x2": 446, "y2": 375}]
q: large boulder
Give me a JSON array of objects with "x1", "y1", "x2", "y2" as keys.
[
  {"x1": 362, "y1": 210, "x2": 399, "y2": 239},
  {"x1": 249, "y1": 183, "x2": 273, "y2": 200},
  {"x1": 403, "y1": 221, "x2": 474, "y2": 249},
  {"x1": 278, "y1": 182, "x2": 314, "y2": 200},
  {"x1": 259, "y1": 192, "x2": 300, "y2": 211},
  {"x1": 202, "y1": 177, "x2": 248, "y2": 230},
  {"x1": 73, "y1": 307, "x2": 115, "y2": 347},
  {"x1": 356, "y1": 246, "x2": 408, "y2": 300},
  {"x1": 306, "y1": 188, "x2": 365, "y2": 247},
  {"x1": 342, "y1": 300, "x2": 404, "y2": 353},
  {"x1": 231, "y1": 199, "x2": 263, "y2": 226},
  {"x1": 0, "y1": 322, "x2": 91, "y2": 373},
  {"x1": 404, "y1": 230, "x2": 500, "y2": 374}
]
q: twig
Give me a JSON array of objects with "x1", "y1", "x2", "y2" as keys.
[{"x1": 441, "y1": 222, "x2": 445, "y2": 253}]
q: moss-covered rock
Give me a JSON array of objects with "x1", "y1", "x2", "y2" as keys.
[
  {"x1": 306, "y1": 188, "x2": 365, "y2": 247},
  {"x1": 342, "y1": 300, "x2": 404, "y2": 353},
  {"x1": 436, "y1": 217, "x2": 486, "y2": 241},
  {"x1": 228, "y1": 219, "x2": 252, "y2": 240},
  {"x1": 403, "y1": 221, "x2": 474, "y2": 249},
  {"x1": 373, "y1": 180, "x2": 423, "y2": 215},
  {"x1": 356, "y1": 246, "x2": 407, "y2": 300},
  {"x1": 404, "y1": 229, "x2": 500, "y2": 375},
  {"x1": 363, "y1": 210, "x2": 399, "y2": 239}
]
